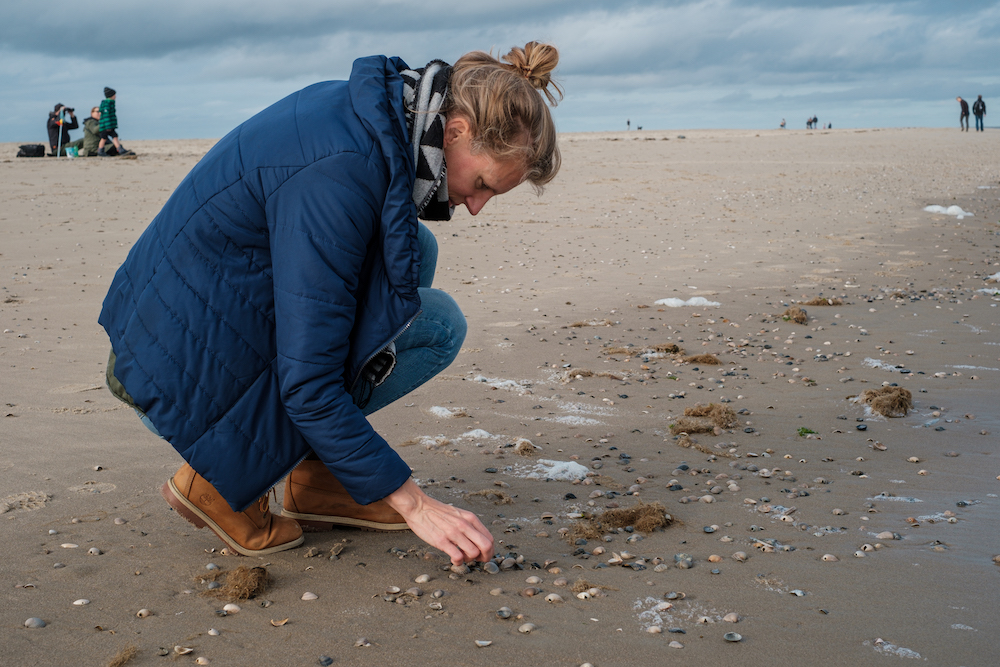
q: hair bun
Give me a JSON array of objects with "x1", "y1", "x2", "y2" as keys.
[{"x1": 502, "y1": 42, "x2": 563, "y2": 106}]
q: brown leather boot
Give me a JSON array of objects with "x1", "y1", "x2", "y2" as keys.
[
  {"x1": 282, "y1": 459, "x2": 409, "y2": 532},
  {"x1": 161, "y1": 463, "x2": 304, "y2": 556}
]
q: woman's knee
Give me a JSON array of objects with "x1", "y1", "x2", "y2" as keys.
[{"x1": 418, "y1": 288, "x2": 466, "y2": 360}]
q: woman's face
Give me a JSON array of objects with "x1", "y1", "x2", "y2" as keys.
[{"x1": 443, "y1": 116, "x2": 525, "y2": 216}]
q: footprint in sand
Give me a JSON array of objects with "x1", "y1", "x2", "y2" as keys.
[{"x1": 69, "y1": 482, "x2": 116, "y2": 495}]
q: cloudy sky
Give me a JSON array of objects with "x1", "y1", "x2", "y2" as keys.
[{"x1": 3, "y1": 0, "x2": 998, "y2": 142}]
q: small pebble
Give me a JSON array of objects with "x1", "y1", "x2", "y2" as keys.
[
  {"x1": 318, "y1": 657, "x2": 333, "y2": 667},
  {"x1": 206, "y1": 563, "x2": 219, "y2": 570},
  {"x1": 48, "y1": 529, "x2": 58, "y2": 535},
  {"x1": 207, "y1": 581, "x2": 221, "y2": 590},
  {"x1": 24, "y1": 617, "x2": 46, "y2": 628}
]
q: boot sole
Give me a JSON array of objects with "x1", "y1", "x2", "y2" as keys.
[
  {"x1": 281, "y1": 509, "x2": 410, "y2": 532},
  {"x1": 161, "y1": 478, "x2": 304, "y2": 556}
]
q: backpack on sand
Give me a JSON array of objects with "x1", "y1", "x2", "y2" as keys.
[{"x1": 17, "y1": 144, "x2": 46, "y2": 158}]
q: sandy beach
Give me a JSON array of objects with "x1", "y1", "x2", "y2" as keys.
[{"x1": 2, "y1": 127, "x2": 999, "y2": 666}]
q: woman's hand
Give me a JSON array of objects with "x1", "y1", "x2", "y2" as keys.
[{"x1": 385, "y1": 479, "x2": 494, "y2": 566}]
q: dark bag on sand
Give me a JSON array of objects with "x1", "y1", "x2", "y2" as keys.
[{"x1": 17, "y1": 144, "x2": 46, "y2": 158}]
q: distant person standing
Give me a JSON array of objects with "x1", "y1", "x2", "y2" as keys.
[
  {"x1": 46, "y1": 103, "x2": 81, "y2": 156},
  {"x1": 97, "y1": 87, "x2": 134, "y2": 156},
  {"x1": 780, "y1": 118, "x2": 786, "y2": 129},
  {"x1": 627, "y1": 118, "x2": 630, "y2": 130},
  {"x1": 957, "y1": 96, "x2": 970, "y2": 131},
  {"x1": 972, "y1": 95, "x2": 986, "y2": 132}
]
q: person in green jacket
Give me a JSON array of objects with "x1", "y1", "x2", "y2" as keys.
[
  {"x1": 97, "y1": 87, "x2": 134, "y2": 156},
  {"x1": 81, "y1": 107, "x2": 107, "y2": 157}
]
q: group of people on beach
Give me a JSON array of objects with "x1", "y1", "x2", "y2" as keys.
[
  {"x1": 46, "y1": 87, "x2": 133, "y2": 157},
  {"x1": 957, "y1": 95, "x2": 987, "y2": 132}
]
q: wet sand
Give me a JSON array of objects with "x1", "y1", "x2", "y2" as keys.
[{"x1": 2, "y1": 128, "x2": 999, "y2": 666}]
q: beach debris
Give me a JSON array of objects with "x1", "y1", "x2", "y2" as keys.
[
  {"x1": 782, "y1": 306, "x2": 808, "y2": 324},
  {"x1": 923, "y1": 204, "x2": 973, "y2": 217},
  {"x1": 674, "y1": 553, "x2": 694, "y2": 569},
  {"x1": 106, "y1": 644, "x2": 139, "y2": 667},
  {"x1": 682, "y1": 354, "x2": 721, "y2": 365},
  {"x1": 24, "y1": 617, "x2": 45, "y2": 628},
  {"x1": 199, "y1": 565, "x2": 271, "y2": 601},
  {"x1": 664, "y1": 591, "x2": 686, "y2": 600},
  {"x1": 566, "y1": 502, "x2": 672, "y2": 544},
  {"x1": 571, "y1": 318, "x2": 614, "y2": 327},
  {"x1": 802, "y1": 297, "x2": 843, "y2": 306},
  {"x1": 526, "y1": 459, "x2": 590, "y2": 481},
  {"x1": 467, "y1": 489, "x2": 514, "y2": 505},
  {"x1": 655, "y1": 297, "x2": 720, "y2": 308},
  {"x1": 856, "y1": 386, "x2": 913, "y2": 417},
  {"x1": 670, "y1": 403, "x2": 737, "y2": 434}
]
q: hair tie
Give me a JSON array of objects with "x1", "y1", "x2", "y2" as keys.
[{"x1": 520, "y1": 65, "x2": 534, "y2": 79}]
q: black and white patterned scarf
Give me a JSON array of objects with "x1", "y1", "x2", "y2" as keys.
[{"x1": 401, "y1": 60, "x2": 453, "y2": 221}]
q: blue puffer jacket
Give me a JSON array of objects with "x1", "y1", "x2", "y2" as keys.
[{"x1": 99, "y1": 56, "x2": 420, "y2": 511}]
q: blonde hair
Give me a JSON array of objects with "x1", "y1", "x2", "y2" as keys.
[{"x1": 448, "y1": 42, "x2": 562, "y2": 191}]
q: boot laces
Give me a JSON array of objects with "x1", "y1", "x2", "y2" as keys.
[{"x1": 258, "y1": 488, "x2": 277, "y2": 515}]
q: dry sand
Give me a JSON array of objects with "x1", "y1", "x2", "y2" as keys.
[{"x1": 2, "y1": 128, "x2": 999, "y2": 666}]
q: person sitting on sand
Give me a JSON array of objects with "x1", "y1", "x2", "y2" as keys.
[
  {"x1": 99, "y1": 42, "x2": 562, "y2": 565},
  {"x1": 81, "y1": 107, "x2": 109, "y2": 157}
]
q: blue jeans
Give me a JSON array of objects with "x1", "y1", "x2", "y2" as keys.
[
  {"x1": 353, "y1": 222, "x2": 466, "y2": 414},
  {"x1": 975, "y1": 114, "x2": 984, "y2": 131}
]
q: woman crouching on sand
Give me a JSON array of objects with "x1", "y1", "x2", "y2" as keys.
[{"x1": 99, "y1": 42, "x2": 561, "y2": 565}]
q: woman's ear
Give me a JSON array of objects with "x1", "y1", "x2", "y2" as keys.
[{"x1": 443, "y1": 115, "x2": 471, "y2": 147}]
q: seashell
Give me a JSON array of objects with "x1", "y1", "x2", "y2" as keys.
[
  {"x1": 223, "y1": 603, "x2": 241, "y2": 613},
  {"x1": 206, "y1": 563, "x2": 220, "y2": 570},
  {"x1": 548, "y1": 567, "x2": 562, "y2": 574},
  {"x1": 451, "y1": 563, "x2": 471, "y2": 575},
  {"x1": 720, "y1": 535, "x2": 734, "y2": 543},
  {"x1": 545, "y1": 593, "x2": 565, "y2": 603},
  {"x1": 270, "y1": 618, "x2": 289, "y2": 626},
  {"x1": 406, "y1": 587, "x2": 423, "y2": 597},
  {"x1": 832, "y1": 508, "x2": 845, "y2": 515},
  {"x1": 73, "y1": 599, "x2": 90, "y2": 606},
  {"x1": 386, "y1": 586, "x2": 401, "y2": 594},
  {"x1": 114, "y1": 517, "x2": 126, "y2": 525},
  {"x1": 907, "y1": 456, "x2": 920, "y2": 463},
  {"x1": 432, "y1": 589, "x2": 445, "y2": 599},
  {"x1": 500, "y1": 557, "x2": 516, "y2": 570},
  {"x1": 607, "y1": 554, "x2": 623, "y2": 566},
  {"x1": 428, "y1": 601, "x2": 443, "y2": 610},
  {"x1": 195, "y1": 659, "x2": 210, "y2": 666},
  {"x1": 521, "y1": 587, "x2": 540, "y2": 597},
  {"x1": 700, "y1": 495, "x2": 715, "y2": 503},
  {"x1": 576, "y1": 591, "x2": 591, "y2": 600},
  {"x1": 174, "y1": 646, "x2": 194, "y2": 655},
  {"x1": 724, "y1": 632, "x2": 743, "y2": 642},
  {"x1": 354, "y1": 638, "x2": 371, "y2": 648},
  {"x1": 496, "y1": 607, "x2": 512, "y2": 619},
  {"x1": 474, "y1": 640, "x2": 492, "y2": 648},
  {"x1": 654, "y1": 602, "x2": 673, "y2": 612},
  {"x1": 646, "y1": 625, "x2": 663, "y2": 634},
  {"x1": 490, "y1": 588, "x2": 504, "y2": 596},
  {"x1": 723, "y1": 612, "x2": 739, "y2": 623},
  {"x1": 553, "y1": 577, "x2": 569, "y2": 587},
  {"x1": 482, "y1": 561, "x2": 500, "y2": 574},
  {"x1": 821, "y1": 554, "x2": 838, "y2": 562},
  {"x1": 780, "y1": 515, "x2": 794, "y2": 522},
  {"x1": 854, "y1": 551, "x2": 865, "y2": 558},
  {"x1": 414, "y1": 574, "x2": 431, "y2": 584},
  {"x1": 918, "y1": 469, "x2": 928, "y2": 476},
  {"x1": 697, "y1": 616, "x2": 713, "y2": 624},
  {"x1": 619, "y1": 550, "x2": 635, "y2": 560},
  {"x1": 525, "y1": 575, "x2": 542, "y2": 585},
  {"x1": 664, "y1": 591, "x2": 686, "y2": 600},
  {"x1": 88, "y1": 547, "x2": 102, "y2": 556},
  {"x1": 24, "y1": 617, "x2": 46, "y2": 628},
  {"x1": 301, "y1": 592, "x2": 318, "y2": 600},
  {"x1": 653, "y1": 564, "x2": 670, "y2": 572},
  {"x1": 790, "y1": 589, "x2": 805, "y2": 596},
  {"x1": 876, "y1": 531, "x2": 896, "y2": 540},
  {"x1": 591, "y1": 546, "x2": 606, "y2": 556},
  {"x1": 703, "y1": 525, "x2": 716, "y2": 533},
  {"x1": 669, "y1": 640, "x2": 684, "y2": 649},
  {"x1": 708, "y1": 554, "x2": 722, "y2": 563},
  {"x1": 136, "y1": 608, "x2": 152, "y2": 618},
  {"x1": 518, "y1": 622, "x2": 537, "y2": 634},
  {"x1": 61, "y1": 543, "x2": 79, "y2": 549},
  {"x1": 208, "y1": 629, "x2": 220, "y2": 636},
  {"x1": 732, "y1": 551, "x2": 748, "y2": 562}
]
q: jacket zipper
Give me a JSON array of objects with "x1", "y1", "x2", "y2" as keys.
[{"x1": 349, "y1": 309, "x2": 421, "y2": 393}]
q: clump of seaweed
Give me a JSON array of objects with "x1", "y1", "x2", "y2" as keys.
[
  {"x1": 682, "y1": 354, "x2": 721, "y2": 365},
  {"x1": 670, "y1": 404, "x2": 738, "y2": 434},
  {"x1": 106, "y1": 645, "x2": 139, "y2": 667},
  {"x1": 398, "y1": 435, "x2": 452, "y2": 449},
  {"x1": 514, "y1": 438, "x2": 540, "y2": 456},
  {"x1": 468, "y1": 489, "x2": 514, "y2": 505},
  {"x1": 570, "y1": 579, "x2": 616, "y2": 593},
  {"x1": 858, "y1": 386, "x2": 913, "y2": 417},
  {"x1": 782, "y1": 306, "x2": 808, "y2": 324},
  {"x1": 566, "y1": 502, "x2": 672, "y2": 543},
  {"x1": 652, "y1": 343, "x2": 683, "y2": 354},
  {"x1": 802, "y1": 297, "x2": 843, "y2": 306},
  {"x1": 602, "y1": 346, "x2": 633, "y2": 356},
  {"x1": 198, "y1": 565, "x2": 271, "y2": 602},
  {"x1": 571, "y1": 318, "x2": 613, "y2": 327},
  {"x1": 674, "y1": 434, "x2": 737, "y2": 459}
]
